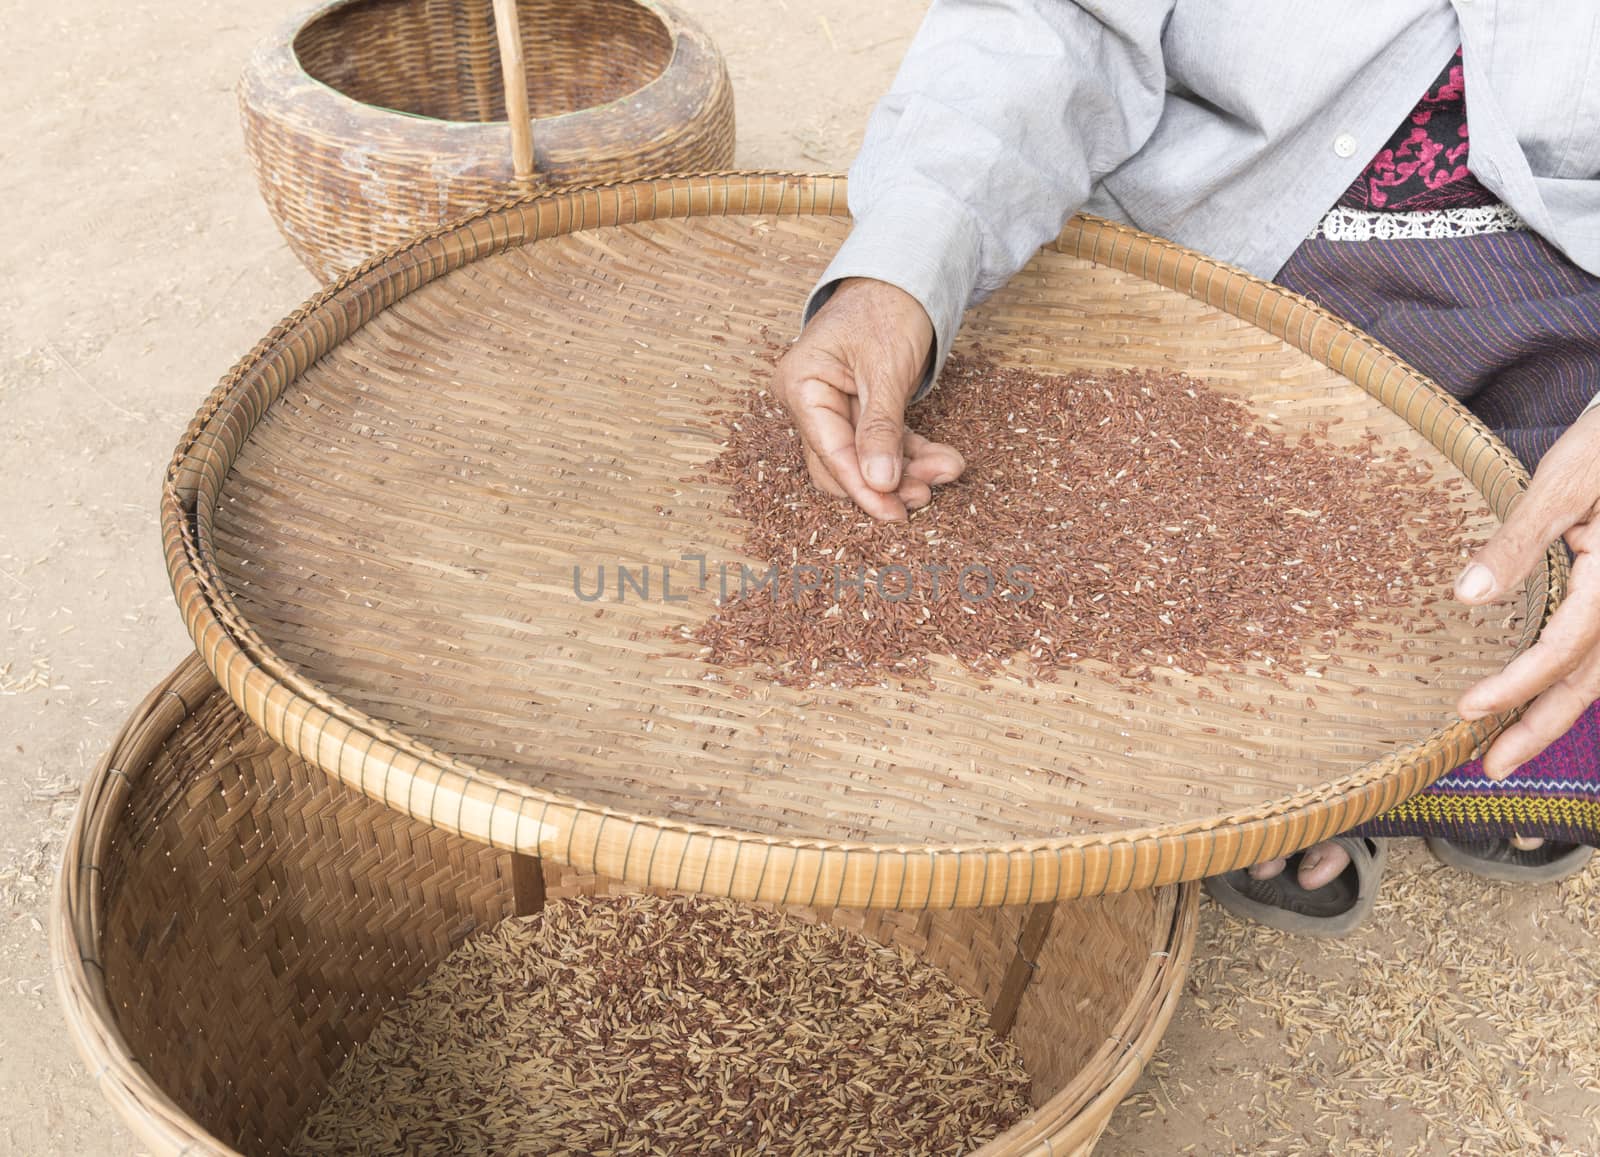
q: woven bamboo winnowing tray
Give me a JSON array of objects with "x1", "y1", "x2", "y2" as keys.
[
  {"x1": 53, "y1": 656, "x2": 1198, "y2": 1156},
  {"x1": 163, "y1": 173, "x2": 1563, "y2": 910}
]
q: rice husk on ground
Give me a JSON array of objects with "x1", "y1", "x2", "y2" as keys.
[
  {"x1": 1104, "y1": 844, "x2": 1600, "y2": 1155},
  {"x1": 291, "y1": 894, "x2": 1031, "y2": 1156}
]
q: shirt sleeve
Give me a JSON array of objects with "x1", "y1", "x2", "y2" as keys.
[{"x1": 805, "y1": 0, "x2": 1176, "y2": 400}]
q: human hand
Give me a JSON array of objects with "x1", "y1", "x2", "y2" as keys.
[
  {"x1": 1455, "y1": 408, "x2": 1600, "y2": 778},
  {"x1": 771, "y1": 277, "x2": 966, "y2": 521}
]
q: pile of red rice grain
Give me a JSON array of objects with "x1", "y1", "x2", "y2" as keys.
[
  {"x1": 687, "y1": 351, "x2": 1469, "y2": 688},
  {"x1": 289, "y1": 894, "x2": 1032, "y2": 1156}
]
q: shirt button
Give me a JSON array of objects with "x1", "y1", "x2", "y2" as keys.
[{"x1": 1334, "y1": 133, "x2": 1359, "y2": 158}]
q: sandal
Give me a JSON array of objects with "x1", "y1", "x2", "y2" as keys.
[
  {"x1": 1203, "y1": 836, "x2": 1387, "y2": 937},
  {"x1": 1425, "y1": 837, "x2": 1594, "y2": 884}
]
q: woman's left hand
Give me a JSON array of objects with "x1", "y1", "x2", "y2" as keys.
[{"x1": 1455, "y1": 407, "x2": 1600, "y2": 778}]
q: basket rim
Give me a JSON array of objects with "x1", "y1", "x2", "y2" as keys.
[
  {"x1": 265, "y1": 0, "x2": 707, "y2": 131},
  {"x1": 160, "y1": 171, "x2": 1567, "y2": 910},
  {"x1": 50, "y1": 659, "x2": 230, "y2": 1156},
  {"x1": 50, "y1": 654, "x2": 1201, "y2": 1157}
]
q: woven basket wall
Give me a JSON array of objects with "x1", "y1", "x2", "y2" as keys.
[
  {"x1": 52, "y1": 657, "x2": 1196, "y2": 1156},
  {"x1": 239, "y1": 0, "x2": 735, "y2": 280}
]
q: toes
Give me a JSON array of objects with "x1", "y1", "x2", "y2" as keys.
[
  {"x1": 1248, "y1": 857, "x2": 1288, "y2": 881},
  {"x1": 1297, "y1": 841, "x2": 1351, "y2": 891}
]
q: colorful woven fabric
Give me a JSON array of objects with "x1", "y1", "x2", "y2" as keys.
[
  {"x1": 1280, "y1": 230, "x2": 1600, "y2": 464},
  {"x1": 1337, "y1": 47, "x2": 1497, "y2": 213},
  {"x1": 1276, "y1": 231, "x2": 1600, "y2": 848}
]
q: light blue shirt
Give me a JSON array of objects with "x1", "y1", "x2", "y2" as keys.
[{"x1": 808, "y1": 1, "x2": 1600, "y2": 396}]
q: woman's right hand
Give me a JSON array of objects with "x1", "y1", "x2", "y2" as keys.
[{"x1": 771, "y1": 277, "x2": 966, "y2": 522}]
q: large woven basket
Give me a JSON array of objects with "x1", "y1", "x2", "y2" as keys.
[
  {"x1": 163, "y1": 173, "x2": 1564, "y2": 910},
  {"x1": 52, "y1": 656, "x2": 1197, "y2": 1156},
  {"x1": 240, "y1": 0, "x2": 734, "y2": 280}
]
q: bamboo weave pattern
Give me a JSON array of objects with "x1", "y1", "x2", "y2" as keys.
[
  {"x1": 51, "y1": 657, "x2": 1196, "y2": 1155},
  {"x1": 161, "y1": 173, "x2": 1564, "y2": 909},
  {"x1": 240, "y1": 0, "x2": 735, "y2": 280}
]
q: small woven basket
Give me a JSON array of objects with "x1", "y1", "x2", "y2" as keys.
[
  {"x1": 53, "y1": 657, "x2": 1196, "y2": 1156},
  {"x1": 239, "y1": 0, "x2": 735, "y2": 280}
]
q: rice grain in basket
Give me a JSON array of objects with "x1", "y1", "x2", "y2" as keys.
[
  {"x1": 290, "y1": 894, "x2": 1031, "y2": 1156},
  {"x1": 690, "y1": 353, "x2": 1468, "y2": 689}
]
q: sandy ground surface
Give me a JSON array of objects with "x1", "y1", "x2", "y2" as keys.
[{"x1": 2, "y1": 0, "x2": 1596, "y2": 1153}]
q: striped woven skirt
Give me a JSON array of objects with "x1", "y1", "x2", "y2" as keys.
[{"x1": 1275, "y1": 222, "x2": 1600, "y2": 848}]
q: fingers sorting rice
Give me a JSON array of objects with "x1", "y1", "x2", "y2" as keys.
[
  {"x1": 692, "y1": 353, "x2": 1468, "y2": 688},
  {"x1": 290, "y1": 894, "x2": 1032, "y2": 1156}
]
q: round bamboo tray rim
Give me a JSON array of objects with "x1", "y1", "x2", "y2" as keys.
[
  {"x1": 52, "y1": 656, "x2": 1199, "y2": 1156},
  {"x1": 161, "y1": 171, "x2": 1564, "y2": 910}
]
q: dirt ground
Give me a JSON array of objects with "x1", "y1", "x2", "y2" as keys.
[{"x1": 2, "y1": 0, "x2": 1596, "y2": 1153}]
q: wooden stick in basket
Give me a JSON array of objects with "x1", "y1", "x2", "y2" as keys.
[{"x1": 491, "y1": 0, "x2": 536, "y2": 180}]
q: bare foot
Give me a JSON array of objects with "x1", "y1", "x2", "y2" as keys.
[{"x1": 1246, "y1": 839, "x2": 1352, "y2": 890}]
